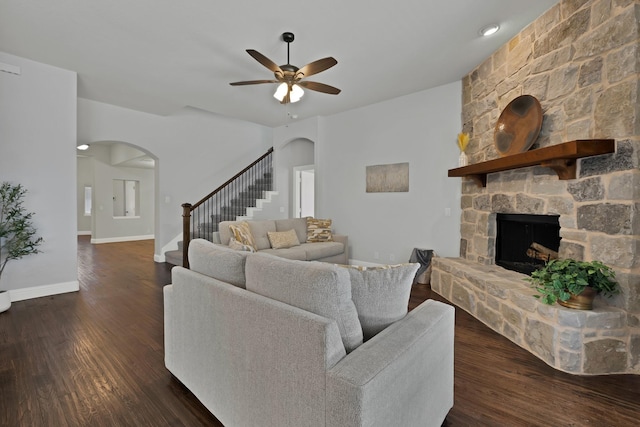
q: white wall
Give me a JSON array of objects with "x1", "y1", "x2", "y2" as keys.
[
  {"x1": 77, "y1": 102, "x2": 272, "y2": 259},
  {"x1": 319, "y1": 82, "x2": 462, "y2": 263},
  {"x1": 275, "y1": 138, "x2": 314, "y2": 217},
  {"x1": 0, "y1": 52, "x2": 79, "y2": 299},
  {"x1": 77, "y1": 157, "x2": 93, "y2": 234},
  {"x1": 92, "y1": 161, "x2": 155, "y2": 242}
]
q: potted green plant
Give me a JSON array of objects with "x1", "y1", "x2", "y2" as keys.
[
  {"x1": 526, "y1": 258, "x2": 619, "y2": 310},
  {"x1": 0, "y1": 182, "x2": 44, "y2": 313}
]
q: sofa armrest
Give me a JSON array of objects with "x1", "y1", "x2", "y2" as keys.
[
  {"x1": 332, "y1": 234, "x2": 347, "y2": 246},
  {"x1": 326, "y1": 299, "x2": 454, "y2": 427},
  {"x1": 332, "y1": 234, "x2": 348, "y2": 262}
]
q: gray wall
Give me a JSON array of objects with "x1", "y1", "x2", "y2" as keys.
[
  {"x1": 274, "y1": 81, "x2": 463, "y2": 263},
  {"x1": 274, "y1": 138, "x2": 314, "y2": 218},
  {"x1": 77, "y1": 101, "x2": 272, "y2": 260},
  {"x1": 77, "y1": 157, "x2": 93, "y2": 234},
  {"x1": 92, "y1": 158, "x2": 155, "y2": 242},
  {"x1": 0, "y1": 52, "x2": 79, "y2": 298},
  {"x1": 1, "y1": 48, "x2": 462, "y2": 300}
]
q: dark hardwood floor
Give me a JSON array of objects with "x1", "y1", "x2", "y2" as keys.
[{"x1": 0, "y1": 236, "x2": 638, "y2": 426}]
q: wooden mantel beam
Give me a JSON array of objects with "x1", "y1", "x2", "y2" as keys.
[{"x1": 448, "y1": 139, "x2": 615, "y2": 187}]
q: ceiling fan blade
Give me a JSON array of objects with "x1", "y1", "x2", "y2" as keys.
[
  {"x1": 298, "y1": 81, "x2": 341, "y2": 95},
  {"x1": 246, "y1": 49, "x2": 282, "y2": 74},
  {"x1": 296, "y1": 57, "x2": 337, "y2": 79},
  {"x1": 229, "y1": 79, "x2": 279, "y2": 86}
]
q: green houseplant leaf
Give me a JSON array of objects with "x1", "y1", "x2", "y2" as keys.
[
  {"x1": 525, "y1": 258, "x2": 619, "y2": 306},
  {"x1": 0, "y1": 182, "x2": 44, "y2": 288}
]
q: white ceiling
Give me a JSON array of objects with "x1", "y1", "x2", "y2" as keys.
[{"x1": 0, "y1": 0, "x2": 558, "y2": 127}]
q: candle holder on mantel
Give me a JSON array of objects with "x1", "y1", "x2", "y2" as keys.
[{"x1": 457, "y1": 133, "x2": 469, "y2": 167}]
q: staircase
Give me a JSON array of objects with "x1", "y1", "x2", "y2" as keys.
[{"x1": 165, "y1": 148, "x2": 274, "y2": 267}]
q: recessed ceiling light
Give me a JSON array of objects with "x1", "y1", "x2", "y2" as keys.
[
  {"x1": 479, "y1": 24, "x2": 500, "y2": 37},
  {"x1": 77, "y1": 144, "x2": 89, "y2": 150}
]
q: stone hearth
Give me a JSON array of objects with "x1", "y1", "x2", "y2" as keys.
[
  {"x1": 433, "y1": 0, "x2": 640, "y2": 375},
  {"x1": 431, "y1": 258, "x2": 632, "y2": 374}
]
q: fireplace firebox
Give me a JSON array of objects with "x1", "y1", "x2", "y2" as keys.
[{"x1": 495, "y1": 213, "x2": 560, "y2": 275}]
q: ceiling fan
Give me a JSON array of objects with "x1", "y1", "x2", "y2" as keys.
[{"x1": 230, "y1": 32, "x2": 340, "y2": 104}]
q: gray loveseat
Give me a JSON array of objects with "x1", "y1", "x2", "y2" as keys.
[
  {"x1": 164, "y1": 239, "x2": 454, "y2": 427},
  {"x1": 212, "y1": 217, "x2": 348, "y2": 264}
]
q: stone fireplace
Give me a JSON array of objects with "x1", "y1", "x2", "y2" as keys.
[
  {"x1": 495, "y1": 213, "x2": 560, "y2": 274},
  {"x1": 431, "y1": 0, "x2": 639, "y2": 374}
]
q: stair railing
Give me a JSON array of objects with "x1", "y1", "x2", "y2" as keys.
[{"x1": 181, "y1": 147, "x2": 273, "y2": 268}]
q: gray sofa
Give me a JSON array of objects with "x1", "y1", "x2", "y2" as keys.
[
  {"x1": 164, "y1": 239, "x2": 454, "y2": 427},
  {"x1": 212, "y1": 218, "x2": 348, "y2": 264}
]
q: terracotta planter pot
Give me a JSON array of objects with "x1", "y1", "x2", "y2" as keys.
[{"x1": 558, "y1": 286, "x2": 597, "y2": 310}]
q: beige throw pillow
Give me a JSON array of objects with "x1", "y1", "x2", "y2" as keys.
[
  {"x1": 228, "y1": 221, "x2": 257, "y2": 251},
  {"x1": 307, "y1": 217, "x2": 333, "y2": 242},
  {"x1": 267, "y1": 229, "x2": 300, "y2": 249}
]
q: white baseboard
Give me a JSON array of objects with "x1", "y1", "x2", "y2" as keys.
[
  {"x1": 154, "y1": 253, "x2": 166, "y2": 263},
  {"x1": 77, "y1": 231, "x2": 91, "y2": 236},
  {"x1": 9, "y1": 281, "x2": 80, "y2": 302},
  {"x1": 91, "y1": 234, "x2": 154, "y2": 244}
]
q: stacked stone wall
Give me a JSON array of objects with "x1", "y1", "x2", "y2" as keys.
[
  {"x1": 442, "y1": 0, "x2": 640, "y2": 374},
  {"x1": 460, "y1": 0, "x2": 640, "y2": 313}
]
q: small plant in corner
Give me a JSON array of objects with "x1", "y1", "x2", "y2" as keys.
[
  {"x1": 525, "y1": 258, "x2": 619, "y2": 309},
  {"x1": 0, "y1": 182, "x2": 44, "y2": 311}
]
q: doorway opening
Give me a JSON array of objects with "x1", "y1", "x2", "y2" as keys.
[{"x1": 293, "y1": 165, "x2": 314, "y2": 218}]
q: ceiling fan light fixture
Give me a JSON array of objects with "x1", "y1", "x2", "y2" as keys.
[
  {"x1": 273, "y1": 83, "x2": 304, "y2": 103},
  {"x1": 232, "y1": 32, "x2": 338, "y2": 104},
  {"x1": 273, "y1": 83, "x2": 288, "y2": 101},
  {"x1": 290, "y1": 84, "x2": 304, "y2": 103},
  {"x1": 77, "y1": 144, "x2": 89, "y2": 150}
]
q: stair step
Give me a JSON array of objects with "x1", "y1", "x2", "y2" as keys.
[{"x1": 165, "y1": 250, "x2": 182, "y2": 266}]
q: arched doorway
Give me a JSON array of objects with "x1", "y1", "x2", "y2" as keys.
[{"x1": 76, "y1": 141, "x2": 158, "y2": 244}]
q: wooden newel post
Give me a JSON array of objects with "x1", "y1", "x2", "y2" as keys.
[{"x1": 182, "y1": 203, "x2": 192, "y2": 269}]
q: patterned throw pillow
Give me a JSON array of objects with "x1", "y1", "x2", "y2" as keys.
[
  {"x1": 267, "y1": 229, "x2": 300, "y2": 249},
  {"x1": 228, "y1": 238, "x2": 256, "y2": 252},
  {"x1": 228, "y1": 221, "x2": 257, "y2": 251},
  {"x1": 307, "y1": 218, "x2": 333, "y2": 242}
]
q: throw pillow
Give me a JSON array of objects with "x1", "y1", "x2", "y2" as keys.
[
  {"x1": 188, "y1": 238, "x2": 250, "y2": 288},
  {"x1": 307, "y1": 217, "x2": 333, "y2": 242},
  {"x1": 267, "y1": 229, "x2": 301, "y2": 249},
  {"x1": 228, "y1": 221, "x2": 257, "y2": 251},
  {"x1": 245, "y1": 254, "x2": 363, "y2": 353},
  {"x1": 339, "y1": 263, "x2": 420, "y2": 340},
  {"x1": 228, "y1": 238, "x2": 256, "y2": 252}
]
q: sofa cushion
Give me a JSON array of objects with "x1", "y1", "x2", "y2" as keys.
[
  {"x1": 229, "y1": 222, "x2": 257, "y2": 251},
  {"x1": 307, "y1": 218, "x2": 333, "y2": 242},
  {"x1": 259, "y1": 247, "x2": 307, "y2": 260},
  {"x1": 218, "y1": 221, "x2": 236, "y2": 245},
  {"x1": 228, "y1": 238, "x2": 255, "y2": 252},
  {"x1": 275, "y1": 218, "x2": 308, "y2": 243},
  {"x1": 302, "y1": 242, "x2": 344, "y2": 260},
  {"x1": 248, "y1": 220, "x2": 277, "y2": 250},
  {"x1": 340, "y1": 263, "x2": 420, "y2": 340},
  {"x1": 188, "y1": 239, "x2": 250, "y2": 288},
  {"x1": 245, "y1": 254, "x2": 363, "y2": 353},
  {"x1": 267, "y1": 229, "x2": 300, "y2": 249}
]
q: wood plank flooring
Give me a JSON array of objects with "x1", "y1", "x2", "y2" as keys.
[{"x1": 0, "y1": 236, "x2": 637, "y2": 426}]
